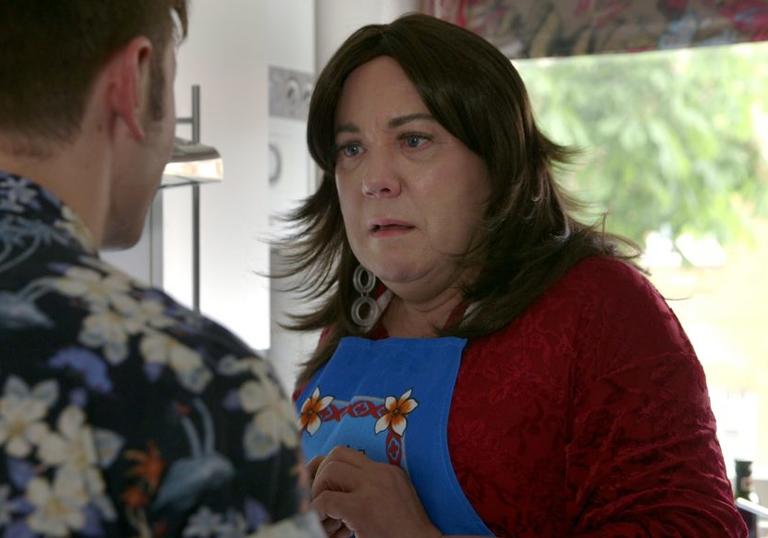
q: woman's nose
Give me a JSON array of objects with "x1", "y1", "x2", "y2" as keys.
[{"x1": 361, "y1": 152, "x2": 401, "y2": 198}]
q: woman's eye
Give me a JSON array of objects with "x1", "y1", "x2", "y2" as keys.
[
  {"x1": 339, "y1": 143, "x2": 362, "y2": 157},
  {"x1": 402, "y1": 134, "x2": 429, "y2": 149}
]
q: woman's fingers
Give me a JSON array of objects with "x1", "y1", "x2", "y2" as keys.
[
  {"x1": 307, "y1": 454, "x2": 325, "y2": 482},
  {"x1": 309, "y1": 447, "x2": 441, "y2": 537},
  {"x1": 310, "y1": 457, "x2": 442, "y2": 538},
  {"x1": 330, "y1": 524, "x2": 354, "y2": 538},
  {"x1": 312, "y1": 459, "x2": 362, "y2": 499},
  {"x1": 312, "y1": 490, "x2": 360, "y2": 529},
  {"x1": 322, "y1": 516, "x2": 343, "y2": 535},
  {"x1": 310, "y1": 446, "x2": 368, "y2": 496},
  {"x1": 322, "y1": 516, "x2": 353, "y2": 538}
]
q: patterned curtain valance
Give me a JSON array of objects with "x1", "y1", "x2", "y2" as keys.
[{"x1": 422, "y1": 0, "x2": 768, "y2": 58}]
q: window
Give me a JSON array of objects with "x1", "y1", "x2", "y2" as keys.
[{"x1": 517, "y1": 41, "x2": 768, "y2": 479}]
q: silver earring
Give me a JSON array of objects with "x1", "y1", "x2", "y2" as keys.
[{"x1": 351, "y1": 265, "x2": 378, "y2": 328}]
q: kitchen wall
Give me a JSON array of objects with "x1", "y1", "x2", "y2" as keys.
[
  {"x1": 167, "y1": 0, "x2": 272, "y2": 353},
  {"x1": 266, "y1": 0, "x2": 318, "y2": 389},
  {"x1": 106, "y1": 0, "x2": 418, "y2": 390},
  {"x1": 267, "y1": 0, "x2": 418, "y2": 389}
]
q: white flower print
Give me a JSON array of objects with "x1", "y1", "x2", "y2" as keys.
[
  {"x1": 215, "y1": 510, "x2": 247, "y2": 538},
  {"x1": 54, "y1": 266, "x2": 132, "y2": 309},
  {"x1": 37, "y1": 406, "x2": 106, "y2": 495},
  {"x1": 183, "y1": 506, "x2": 223, "y2": 537},
  {"x1": 183, "y1": 507, "x2": 249, "y2": 538},
  {"x1": 38, "y1": 406, "x2": 95, "y2": 466},
  {"x1": 79, "y1": 257, "x2": 150, "y2": 291},
  {"x1": 240, "y1": 380, "x2": 298, "y2": 459},
  {"x1": 298, "y1": 387, "x2": 333, "y2": 436},
  {"x1": 140, "y1": 331, "x2": 212, "y2": 393},
  {"x1": 0, "y1": 176, "x2": 37, "y2": 212},
  {"x1": 54, "y1": 266, "x2": 176, "y2": 365},
  {"x1": 54, "y1": 206, "x2": 95, "y2": 251},
  {"x1": 0, "y1": 376, "x2": 57, "y2": 457},
  {"x1": 26, "y1": 467, "x2": 89, "y2": 537},
  {"x1": 374, "y1": 388, "x2": 419, "y2": 436},
  {"x1": 0, "y1": 396, "x2": 49, "y2": 457},
  {"x1": 78, "y1": 307, "x2": 137, "y2": 365},
  {"x1": 249, "y1": 513, "x2": 324, "y2": 538},
  {"x1": 217, "y1": 356, "x2": 272, "y2": 381},
  {"x1": 112, "y1": 294, "x2": 174, "y2": 331}
]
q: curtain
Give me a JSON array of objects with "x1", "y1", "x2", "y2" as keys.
[{"x1": 422, "y1": 0, "x2": 768, "y2": 58}]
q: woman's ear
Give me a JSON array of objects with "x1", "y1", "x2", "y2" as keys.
[{"x1": 104, "y1": 36, "x2": 155, "y2": 141}]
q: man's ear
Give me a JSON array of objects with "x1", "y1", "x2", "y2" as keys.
[{"x1": 106, "y1": 36, "x2": 154, "y2": 141}]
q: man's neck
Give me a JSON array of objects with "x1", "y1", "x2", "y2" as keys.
[{"x1": 0, "y1": 134, "x2": 110, "y2": 246}]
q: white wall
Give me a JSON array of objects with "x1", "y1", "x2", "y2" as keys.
[
  {"x1": 102, "y1": 1, "x2": 423, "y2": 385},
  {"x1": 266, "y1": 0, "x2": 318, "y2": 389},
  {"x1": 264, "y1": 0, "x2": 420, "y2": 390},
  {"x1": 168, "y1": 0, "x2": 271, "y2": 351},
  {"x1": 316, "y1": 0, "x2": 420, "y2": 68},
  {"x1": 155, "y1": 0, "x2": 421, "y2": 388}
]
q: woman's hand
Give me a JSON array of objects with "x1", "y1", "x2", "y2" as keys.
[
  {"x1": 308, "y1": 454, "x2": 352, "y2": 538},
  {"x1": 307, "y1": 446, "x2": 443, "y2": 538}
]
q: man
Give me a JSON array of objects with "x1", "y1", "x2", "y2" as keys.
[{"x1": 0, "y1": 2, "x2": 322, "y2": 536}]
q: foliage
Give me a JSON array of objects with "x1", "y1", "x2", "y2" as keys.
[{"x1": 516, "y1": 42, "x2": 768, "y2": 246}]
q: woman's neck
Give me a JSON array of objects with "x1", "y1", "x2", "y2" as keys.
[{"x1": 381, "y1": 286, "x2": 464, "y2": 338}]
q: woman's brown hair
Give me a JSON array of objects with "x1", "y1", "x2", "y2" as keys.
[{"x1": 280, "y1": 13, "x2": 638, "y2": 387}]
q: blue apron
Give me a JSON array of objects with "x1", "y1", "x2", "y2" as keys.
[{"x1": 295, "y1": 336, "x2": 493, "y2": 536}]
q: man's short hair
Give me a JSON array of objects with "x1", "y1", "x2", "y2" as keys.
[{"x1": 0, "y1": 1, "x2": 189, "y2": 150}]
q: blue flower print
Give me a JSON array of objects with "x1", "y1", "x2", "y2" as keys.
[{"x1": 48, "y1": 348, "x2": 113, "y2": 394}]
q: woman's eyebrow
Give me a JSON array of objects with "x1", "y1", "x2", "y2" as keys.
[
  {"x1": 388, "y1": 113, "x2": 436, "y2": 128},
  {"x1": 334, "y1": 113, "x2": 437, "y2": 136},
  {"x1": 335, "y1": 123, "x2": 359, "y2": 135}
]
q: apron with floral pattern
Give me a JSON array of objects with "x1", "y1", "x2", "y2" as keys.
[{"x1": 295, "y1": 336, "x2": 493, "y2": 536}]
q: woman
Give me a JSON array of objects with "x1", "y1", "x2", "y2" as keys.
[{"x1": 282, "y1": 13, "x2": 746, "y2": 538}]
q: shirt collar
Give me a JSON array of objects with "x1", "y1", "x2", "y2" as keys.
[{"x1": 0, "y1": 170, "x2": 98, "y2": 255}]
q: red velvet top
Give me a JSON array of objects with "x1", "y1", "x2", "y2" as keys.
[{"x1": 303, "y1": 257, "x2": 747, "y2": 537}]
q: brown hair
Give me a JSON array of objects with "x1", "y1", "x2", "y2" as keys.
[
  {"x1": 0, "y1": 0, "x2": 189, "y2": 153},
  {"x1": 280, "y1": 13, "x2": 639, "y2": 386}
]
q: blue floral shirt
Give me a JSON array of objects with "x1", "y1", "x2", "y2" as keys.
[{"x1": 0, "y1": 172, "x2": 323, "y2": 538}]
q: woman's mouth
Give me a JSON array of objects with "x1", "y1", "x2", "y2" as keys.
[{"x1": 369, "y1": 221, "x2": 415, "y2": 236}]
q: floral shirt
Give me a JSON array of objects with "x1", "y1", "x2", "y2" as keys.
[{"x1": 0, "y1": 172, "x2": 323, "y2": 538}]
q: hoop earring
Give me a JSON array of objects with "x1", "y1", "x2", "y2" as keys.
[{"x1": 351, "y1": 265, "x2": 379, "y2": 329}]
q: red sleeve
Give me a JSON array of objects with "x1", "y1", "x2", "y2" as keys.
[{"x1": 566, "y1": 260, "x2": 747, "y2": 537}]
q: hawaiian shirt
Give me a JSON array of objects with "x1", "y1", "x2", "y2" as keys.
[{"x1": 0, "y1": 171, "x2": 323, "y2": 538}]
